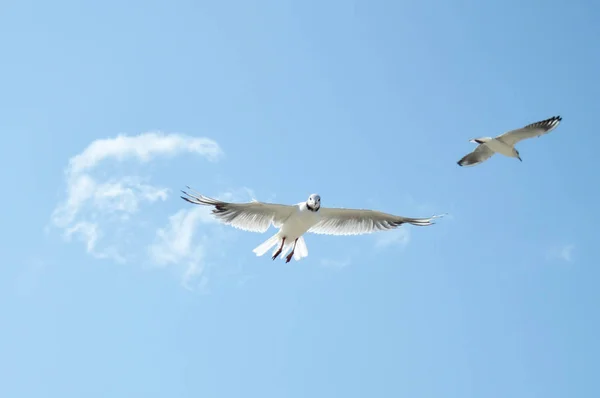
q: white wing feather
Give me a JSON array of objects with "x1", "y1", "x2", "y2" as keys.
[
  {"x1": 496, "y1": 116, "x2": 562, "y2": 147},
  {"x1": 308, "y1": 207, "x2": 442, "y2": 236},
  {"x1": 181, "y1": 187, "x2": 295, "y2": 233},
  {"x1": 457, "y1": 144, "x2": 495, "y2": 167}
]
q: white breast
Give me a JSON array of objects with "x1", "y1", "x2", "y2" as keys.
[
  {"x1": 486, "y1": 139, "x2": 515, "y2": 157},
  {"x1": 278, "y1": 206, "x2": 319, "y2": 239}
]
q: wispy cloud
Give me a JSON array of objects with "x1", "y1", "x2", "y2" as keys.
[
  {"x1": 374, "y1": 227, "x2": 411, "y2": 249},
  {"x1": 148, "y1": 188, "x2": 256, "y2": 290},
  {"x1": 67, "y1": 132, "x2": 222, "y2": 175},
  {"x1": 50, "y1": 131, "x2": 223, "y2": 266},
  {"x1": 561, "y1": 245, "x2": 575, "y2": 262},
  {"x1": 148, "y1": 206, "x2": 215, "y2": 290},
  {"x1": 546, "y1": 243, "x2": 575, "y2": 263}
]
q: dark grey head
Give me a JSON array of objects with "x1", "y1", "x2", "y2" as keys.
[{"x1": 306, "y1": 194, "x2": 321, "y2": 211}]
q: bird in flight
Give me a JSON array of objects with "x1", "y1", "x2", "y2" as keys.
[
  {"x1": 457, "y1": 115, "x2": 562, "y2": 167},
  {"x1": 181, "y1": 187, "x2": 444, "y2": 263}
]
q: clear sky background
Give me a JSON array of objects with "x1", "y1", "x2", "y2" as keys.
[{"x1": 1, "y1": 0, "x2": 599, "y2": 397}]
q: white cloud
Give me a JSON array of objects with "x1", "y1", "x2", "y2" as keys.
[
  {"x1": 148, "y1": 206, "x2": 213, "y2": 289},
  {"x1": 374, "y1": 227, "x2": 411, "y2": 249},
  {"x1": 149, "y1": 207, "x2": 213, "y2": 265},
  {"x1": 148, "y1": 189, "x2": 255, "y2": 290},
  {"x1": 50, "y1": 131, "x2": 222, "y2": 265},
  {"x1": 560, "y1": 245, "x2": 575, "y2": 262},
  {"x1": 63, "y1": 221, "x2": 126, "y2": 263},
  {"x1": 546, "y1": 243, "x2": 575, "y2": 263},
  {"x1": 68, "y1": 132, "x2": 222, "y2": 175},
  {"x1": 65, "y1": 221, "x2": 99, "y2": 253}
]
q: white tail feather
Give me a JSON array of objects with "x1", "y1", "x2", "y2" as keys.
[
  {"x1": 279, "y1": 237, "x2": 309, "y2": 261},
  {"x1": 253, "y1": 234, "x2": 309, "y2": 262},
  {"x1": 252, "y1": 234, "x2": 280, "y2": 257},
  {"x1": 293, "y1": 236, "x2": 308, "y2": 261}
]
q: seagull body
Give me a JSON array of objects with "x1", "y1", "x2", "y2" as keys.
[
  {"x1": 457, "y1": 116, "x2": 562, "y2": 167},
  {"x1": 181, "y1": 188, "x2": 443, "y2": 263}
]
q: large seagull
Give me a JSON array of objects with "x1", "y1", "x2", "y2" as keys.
[
  {"x1": 181, "y1": 187, "x2": 444, "y2": 263},
  {"x1": 457, "y1": 115, "x2": 562, "y2": 167}
]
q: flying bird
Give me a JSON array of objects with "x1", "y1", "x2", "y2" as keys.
[
  {"x1": 181, "y1": 187, "x2": 444, "y2": 263},
  {"x1": 457, "y1": 115, "x2": 562, "y2": 167}
]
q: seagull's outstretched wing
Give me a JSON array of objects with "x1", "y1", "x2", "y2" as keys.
[
  {"x1": 496, "y1": 116, "x2": 562, "y2": 147},
  {"x1": 457, "y1": 144, "x2": 494, "y2": 167},
  {"x1": 308, "y1": 207, "x2": 443, "y2": 236},
  {"x1": 181, "y1": 187, "x2": 295, "y2": 233}
]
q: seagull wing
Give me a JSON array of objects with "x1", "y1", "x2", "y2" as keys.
[
  {"x1": 457, "y1": 144, "x2": 494, "y2": 167},
  {"x1": 181, "y1": 187, "x2": 295, "y2": 233},
  {"x1": 308, "y1": 207, "x2": 443, "y2": 236},
  {"x1": 496, "y1": 116, "x2": 562, "y2": 147}
]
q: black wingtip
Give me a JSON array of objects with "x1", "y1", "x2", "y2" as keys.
[
  {"x1": 181, "y1": 190, "x2": 194, "y2": 199},
  {"x1": 546, "y1": 115, "x2": 562, "y2": 123},
  {"x1": 181, "y1": 195, "x2": 201, "y2": 205}
]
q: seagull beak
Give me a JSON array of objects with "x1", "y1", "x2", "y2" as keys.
[{"x1": 518, "y1": 156, "x2": 522, "y2": 162}]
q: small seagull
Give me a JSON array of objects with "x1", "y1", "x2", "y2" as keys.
[
  {"x1": 457, "y1": 116, "x2": 562, "y2": 167},
  {"x1": 181, "y1": 187, "x2": 444, "y2": 263}
]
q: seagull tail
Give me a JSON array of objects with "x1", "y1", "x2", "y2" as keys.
[
  {"x1": 293, "y1": 236, "x2": 308, "y2": 261},
  {"x1": 277, "y1": 237, "x2": 309, "y2": 261},
  {"x1": 252, "y1": 234, "x2": 280, "y2": 257}
]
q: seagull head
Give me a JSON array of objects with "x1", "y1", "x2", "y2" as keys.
[{"x1": 306, "y1": 194, "x2": 321, "y2": 212}]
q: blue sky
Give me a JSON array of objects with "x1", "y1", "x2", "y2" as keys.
[{"x1": 1, "y1": 0, "x2": 599, "y2": 396}]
